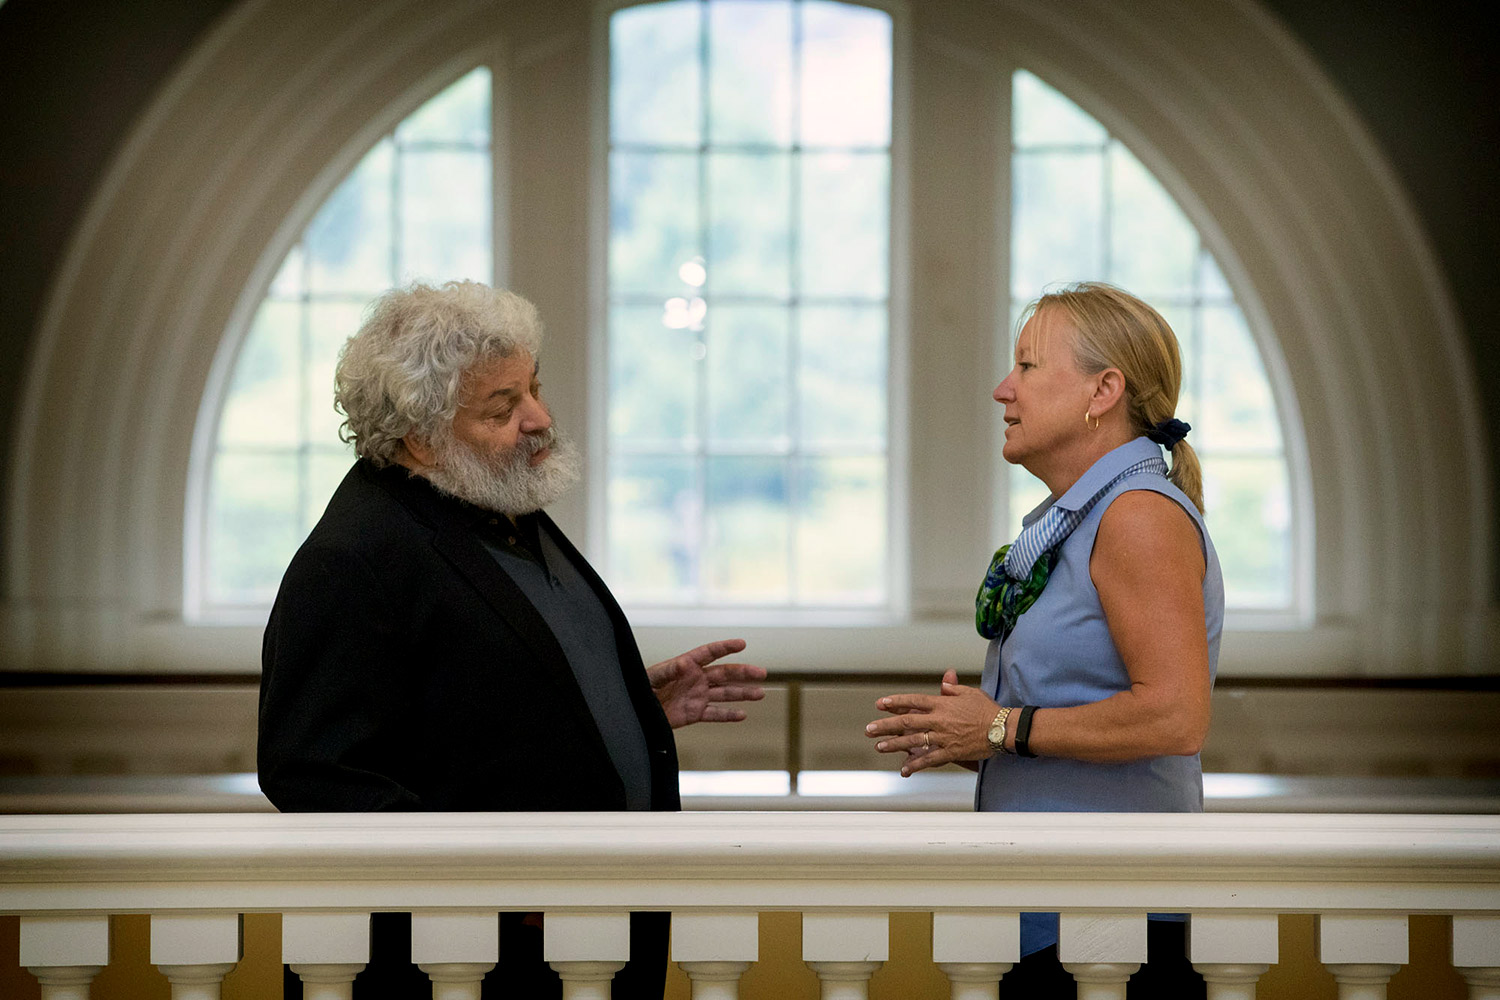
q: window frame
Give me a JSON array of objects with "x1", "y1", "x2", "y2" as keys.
[{"x1": 585, "y1": 0, "x2": 914, "y2": 626}]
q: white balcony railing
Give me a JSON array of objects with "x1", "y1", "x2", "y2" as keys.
[{"x1": 3, "y1": 811, "x2": 1499, "y2": 1000}]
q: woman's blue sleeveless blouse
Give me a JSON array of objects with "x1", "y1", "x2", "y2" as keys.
[
  {"x1": 976, "y1": 437, "x2": 1224, "y2": 955},
  {"x1": 977, "y1": 435, "x2": 1223, "y2": 811}
]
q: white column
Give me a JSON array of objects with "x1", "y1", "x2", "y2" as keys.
[
  {"x1": 151, "y1": 913, "x2": 243, "y2": 1000},
  {"x1": 672, "y1": 912, "x2": 759, "y2": 1000},
  {"x1": 1453, "y1": 915, "x2": 1500, "y2": 1000},
  {"x1": 411, "y1": 911, "x2": 499, "y2": 1000},
  {"x1": 803, "y1": 913, "x2": 888, "y2": 1000},
  {"x1": 545, "y1": 912, "x2": 631, "y2": 1000},
  {"x1": 931, "y1": 911, "x2": 1018, "y2": 1000},
  {"x1": 20, "y1": 915, "x2": 111, "y2": 1000},
  {"x1": 282, "y1": 912, "x2": 371, "y2": 1000},
  {"x1": 1188, "y1": 913, "x2": 1279, "y2": 1000},
  {"x1": 1317, "y1": 914, "x2": 1408, "y2": 1000},
  {"x1": 1058, "y1": 912, "x2": 1146, "y2": 1000}
]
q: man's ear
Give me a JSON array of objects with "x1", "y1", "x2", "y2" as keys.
[
  {"x1": 1092, "y1": 367, "x2": 1127, "y2": 416},
  {"x1": 402, "y1": 432, "x2": 435, "y2": 468}
]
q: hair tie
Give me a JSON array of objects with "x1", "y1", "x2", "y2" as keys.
[{"x1": 1147, "y1": 417, "x2": 1191, "y2": 449}]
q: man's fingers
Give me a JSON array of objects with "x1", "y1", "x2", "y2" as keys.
[
  {"x1": 685, "y1": 638, "x2": 748, "y2": 665},
  {"x1": 706, "y1": 662, "x2": 768, "y2": 683},
  {"x1": 699, "y1": 706, "x2": 748, "y2": 722},
  {"x1": 706, "y1": 685, "x2": 765, "y2": 703}
]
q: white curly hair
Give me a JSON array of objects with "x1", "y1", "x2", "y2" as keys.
[{"x1": 334, "y1": 281, "x2": 544, "y2": 467}]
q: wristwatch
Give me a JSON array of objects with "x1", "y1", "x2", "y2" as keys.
[{"x1": 987, "y1": 706, "x2": 1013, "y2": 756}]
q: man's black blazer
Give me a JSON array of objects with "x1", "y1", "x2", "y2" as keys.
[{"x1": 258, "y1": 458, "x2": 681, "y2": 814}]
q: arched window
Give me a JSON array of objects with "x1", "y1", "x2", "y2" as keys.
[
  {"x1": 20, "y1": 0, "x2": 1479, "y2": 675},
  {"x1": 195, "y1": 68, "x2": 492, "y2": 612},
  {"x1": 1007, "y1": 70, "x2": 1293, "y2": 610}
]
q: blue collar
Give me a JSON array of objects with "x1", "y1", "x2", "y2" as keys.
[{"x1": 1020, "y1": 436, "x2": 1165, "y2": 527}]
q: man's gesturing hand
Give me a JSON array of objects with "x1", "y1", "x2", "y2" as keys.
[{"x1": 648, "y1": 638, "x2": 767, "y2": 729}]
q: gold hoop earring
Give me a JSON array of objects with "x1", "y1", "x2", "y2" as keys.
[{"x1": 1084, "y1": 410, "x2": 1100, "y2": 431}]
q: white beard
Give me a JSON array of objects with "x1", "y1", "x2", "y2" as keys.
[{"x1": 423, "y1": 426, "x2": 581, "y2": 517}]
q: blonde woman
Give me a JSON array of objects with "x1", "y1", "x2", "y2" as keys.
[{"x1": 867, "y1": 282, "x2": 1222, "y2": 995}]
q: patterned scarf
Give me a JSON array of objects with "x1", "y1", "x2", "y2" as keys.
[{"x1": 975, "y1": 456, "x2": 1168, "y2": 640}]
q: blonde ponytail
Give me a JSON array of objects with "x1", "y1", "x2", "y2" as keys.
[{"x1": 1164, "y1": 439, "x2": 1204, "y2": 515}]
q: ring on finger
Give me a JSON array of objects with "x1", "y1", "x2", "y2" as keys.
[{"x1": 922, "y1": 732, "x2": 931, "y2": 750}]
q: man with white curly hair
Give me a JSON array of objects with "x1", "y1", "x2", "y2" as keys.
[{"x1": 258, "y1": 281, "x2": 764, "y2": 999}]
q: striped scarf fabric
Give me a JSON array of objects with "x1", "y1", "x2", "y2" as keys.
[{"x1": 975, "y1": 456, "x2": 1168, "y2": 640}]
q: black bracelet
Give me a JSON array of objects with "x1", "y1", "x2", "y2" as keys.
[{"x1": 1014, "y1": 705, "x2": 1038, "y2": 758}]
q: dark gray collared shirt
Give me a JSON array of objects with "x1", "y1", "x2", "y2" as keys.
[{"x1": 476, "y1": 513, "x2": 652, "y2": 810}]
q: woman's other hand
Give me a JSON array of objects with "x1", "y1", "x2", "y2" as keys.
[{"x1": 866, "y1": 669, "x2": 1000, "y2": 776}]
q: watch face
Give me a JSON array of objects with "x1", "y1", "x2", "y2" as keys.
[{"x1": 988, "y1": 712, "x2": 1006, "y2": 749}]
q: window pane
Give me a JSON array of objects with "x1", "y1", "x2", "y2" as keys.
[
  {"x1": 709, "y1": 1, "x2": 794, "y2": 145},
  {"x1": 708, "y1": 151, "x2": 792, "y2": 297},
  {"x1": 611, "y1": 1, "x2": 702, "y2": 147},
  {"x1": 708, "y1": 305, "x2": 790, "y2": 447},
  {"x1": 1199, "y1": 305, "x2": 1282, "y2": 451},
  {"x1": 307, "y1": 302, "x2": 366, "y2": 447},
  {"x1": 269, "y1": 246, "x2": 303, "y2": 297},
  {"x1": 610, "y1": 152, "x2": 702, "y2": 297},
  {"x1": 395, "y1": 68, "x2": 489, "y2": 144},
  {"x1": 799, "y1": 152, "x2": 888, "y2": 299},
  {"x1": 706, "y1": 456, "x2": 790, "y2": 602},
  {"x1": 1011, "y1": 150, "x2": 1103, "y2": 297},
  {"x1": 609, "y1": 455, "x2": 699, "y2": 602},
  {"x1": 797, "y1": 456, "x2": 885, "y2": 604},
  {"x1": 206, "y1": 452, "x2": 300, "y2": 605},
  {"x1": 1013, "y1": 70, "x2": 1107, "y2": 147},
  {"x1": 399, "y1": 150, "x2": 490, "y2": 284},
  {"x1": 608, "y1": 3, "x2": 893, "y2": 612},
  {"x1": 219, "y1": 301, "x2": 300, "y2": 447},
  {"x1": 799, "y1": 304, "x2": 886, "y2": 448},
  {"x1": 799, "y1": 1, "x2": 891, "y2": 147},
  {"x1": 305, "y1": 140, "x2": 394, "y2": 294},
  {"x1": 1108, "y1": 144, "x2": 1197, "y2": 299},
  {"x1": 609, "y1": 304, "x2": 699, "y2": 445},
  {"x1": 1204, "y1": 457, "x2": 1292, "y2": 608},
  {"x1": 1197, "y1": 247, "x2": 1234, "y2": 301}
]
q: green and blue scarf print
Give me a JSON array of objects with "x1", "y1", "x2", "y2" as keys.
[{"x1": 975, "y1": 456, "x2": 1167, "y2": 640}]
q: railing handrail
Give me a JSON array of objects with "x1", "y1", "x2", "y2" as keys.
[{"x1": 3, "y1": 812, "x2": 1499, "y2": 913}]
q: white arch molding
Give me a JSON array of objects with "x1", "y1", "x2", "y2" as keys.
[{"x1": 2, "y1": 0, "x2": 1488, "y2": 675}]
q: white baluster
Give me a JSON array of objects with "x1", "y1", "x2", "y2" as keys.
[
  {"x1": 803, "y1": 913, "x2": 888, "y2": 1000},
  {"x1": 1317, "y1": 914, "x2": 1408, "y2": 1000},
  {"x1": 1058, "y1": 913, "x2": 1146, "y2": 1000},
  {"x1": 931, "y1": 910, "x2": 1018, "y2": 1000},
  {"x1": 282, "y1": 912, "x2": 371, "y2": 1000},
  {"x1": 151, "y1": 913, "x2": 243, "y2": 1000},
  {"x1": 411, "y1": 911, "x2": 499, "y2": 1000},
  {"x1": 671, "y1": 911, "x2": 758, "y2": 1000},
  {"x1": 545, "y1": 912, "x2": 631, "y2": 1000},
  {"x1": 1187, "y1": 913, "x2": 1278, "y2": 1000},
  {"x1": 1453, "y1": 915, "x2": 1500, "y2": 1000},
  {"x1": 20, "y1": 915, "x2": 111, "y2": 1000}
]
